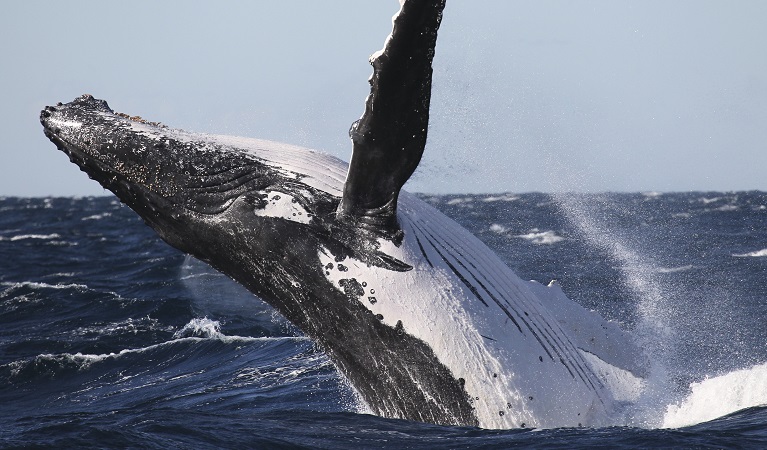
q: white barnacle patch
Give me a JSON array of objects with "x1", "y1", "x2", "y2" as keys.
[{"x1": 253, "y1": 191, "x2": 311, "y2": 224}]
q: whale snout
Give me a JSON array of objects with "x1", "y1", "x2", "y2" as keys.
[
  {"x1": 40, "y1": 95, "x2": 281, "y2": 219},
  {"x1": 40, "y1": 95, "x2": 111, "y2": 144},
  {"x1": 41, "y1": 95, "x2": 179, "y2": 202}
]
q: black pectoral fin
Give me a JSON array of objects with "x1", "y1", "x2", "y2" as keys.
[{"x1": 338, "y1": 0, "x2": 446, "y2": 231}]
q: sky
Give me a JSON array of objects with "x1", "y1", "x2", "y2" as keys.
[{"x1": 2, "y1": 0, "x2": 766, "y2": 196}]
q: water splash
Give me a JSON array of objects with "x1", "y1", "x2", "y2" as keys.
[
  {"x1": 662, "y1": 362, "x2": 767, "y2": 428},
  {"x1": 552, "y1": 193, "x2": 677, "y2": 426},
  {"x1": 173, "y1": 317, "x2": 224, "y2": 339}
]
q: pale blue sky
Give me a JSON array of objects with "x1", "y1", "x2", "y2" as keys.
[{"x1": 2, "y1": 1, "x2": 766, "y2": 196}]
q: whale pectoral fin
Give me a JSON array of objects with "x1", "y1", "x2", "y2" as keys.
[
  {"x1": 528, "y1": 280, "x2": 651, "y2": 380},
  {"x1": 337, "y1": 0, "x2": 446, "y2": 233}
]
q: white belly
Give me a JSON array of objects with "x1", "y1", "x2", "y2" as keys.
[{"x1": 318, "y1": 191, "x2": 644, "y2": 429}]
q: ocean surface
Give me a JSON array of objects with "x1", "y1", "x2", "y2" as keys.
[{"x1": 1, "y1": 192, "x2": 766, "y2": 448}]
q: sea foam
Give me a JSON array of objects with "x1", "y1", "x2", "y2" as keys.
[
  {"x1": 662, "y1": 362, "x2": 767, "y2": 428},
  {"x1": 733, "y1": 249, "x2": 767, "y2": 258}
]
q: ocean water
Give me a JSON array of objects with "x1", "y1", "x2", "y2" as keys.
[{"x1": 1, "y1": 192, "x2": 766, "y2": 448}]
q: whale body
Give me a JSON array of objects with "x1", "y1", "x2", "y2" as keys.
[{"x1": 40, "y1": 0, "x2": 647, "y2": 429}]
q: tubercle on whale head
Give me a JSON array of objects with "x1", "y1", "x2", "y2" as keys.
[
  {"x1": 41, "y1": 95, "x2": 184, "y2": 217},
  {"x1": 40, "y1": 95, "x2": 287, "y2": 248},
  {"x1": 39, "y1": 94, "x2": 407, "y2": 274}
]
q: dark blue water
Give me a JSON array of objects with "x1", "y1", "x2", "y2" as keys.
[{"x1": 1, "y1": 193, "x2": 766, "y2": 448}]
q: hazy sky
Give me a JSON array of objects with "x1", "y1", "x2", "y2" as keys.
[{"x1": 2, "y1": 1, "x2": 766, "y2": 196}]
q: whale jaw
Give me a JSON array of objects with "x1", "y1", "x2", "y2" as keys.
[{"x1": 41, "y1": 95, "x2": 277, "y2": 251}]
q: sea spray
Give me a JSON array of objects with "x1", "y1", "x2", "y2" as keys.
[
  {"x1": 552, "y1": 193, "x2": 678, "y2": 426},
  {"x1": 663, "y1": 362, "x2": 767, "y2": 428}
]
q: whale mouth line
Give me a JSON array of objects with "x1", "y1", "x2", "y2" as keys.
[
  {"x1": 42, "y1": 114, "x2": 178, "y2": 220},
  {"x1": 41, "y1": 101, "x2": 270, "y2": 219},
  {"x1": 42, "y1": 125, "x2": 112, "y2": 180}
]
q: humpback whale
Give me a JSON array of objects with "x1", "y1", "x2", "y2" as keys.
[{"x1": 40, "y1": 0, "x2": 647, "y2": 429}]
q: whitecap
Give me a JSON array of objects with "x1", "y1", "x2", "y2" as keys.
[
  {"x1": 5, "y1": 331, "x2": 303, "y2": 377},
  {"x1": 0, "y1": 233, "x2": 62, "y2": 242},
  {"x1": 714, "y1": 204, "x2": 739, "y2": 212},
  {"x1": 81, "y1": 212, "x2": 113, "y2": 221},
  {"x1": 489, "y1": 223, "x2": 508, "y2": 234},
  {"x1": 733, "y1": 248, "x2": 767, "y2": 258},
  {"x1": 662, "y1": 362, "x2": 767, "y2": 428},
  {"x1": 0, "y1": 281, "x2": 90, "y2": 291},
  {"x1": 446, "y1": 197, "x2": 474, "y2": 205},
  {"x1": 482, "y1": 194, "x2": 519, "y2": 202},
  {"x1": 173, "y1": 317, "x2": 224, "y2": 339},
  {"x1": 516, "y1": 229, "x2": 564, "y2": 245},
  {"x1": 655, "y1": 265, "x2": 695, "y2": 274}
]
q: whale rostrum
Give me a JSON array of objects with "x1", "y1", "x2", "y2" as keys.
[{"x1": 40, "y1": 0, "x2": 648, "y2": 429}]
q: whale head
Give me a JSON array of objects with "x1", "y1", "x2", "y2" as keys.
[
  {"x1": 42, "y1": 95, "x2": 338, "y2": 270},
  {"x1": 41, "y1": 95, "x2": 407, "y2": 295}
]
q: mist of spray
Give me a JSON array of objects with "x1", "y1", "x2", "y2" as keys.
[{"x1": 552, "y1": 192, "x2": 679, "y2": 426}]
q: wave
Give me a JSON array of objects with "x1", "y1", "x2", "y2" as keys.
[
  {"x1": 70, "y1": 317, "x2": 174, "y2": 339},
  {"x1": 733, "y1": 249, "x2": 767, "y2": 258},
  {"x1": 700, "y1": 197, "x2": 722, "y2": 204},
  {"x1": 662, "y1": 362, "x2": 767, "y2": 428},
  {"x1": 489, "y1": 223, "x2": 508, "y2": 234},
  {"x1": 81, "y1": 212, "x2": 113, "y2": 221},
  {"x1": 173, "y1": 317, "x2": 225, "y2": 339},
  {"x1": 516, "y1": 229, "x2": 565, "y2": 245},
  {"x1": 1, "y1": 280, "x2": 90, "y2": 292},
  {"x1": 445, "y1": 196, "x2": 475, "y2": 206},
  {"x1": 654, "y1": 265, "x2": 695, "y2": 274},
  {"x1": 488, "y1": 225, "x2": 565, "y2": 245},
  {"x1": 0, "y1": 233, "x2": 61, "y2": 241},
  {"x1": 481, "y1": 194, "x2": 520, "y2": 202},
  {"x1": 0, "y1": 233, "x2": 76, "y2": 246},
  {"x1": 2, "y1": 318, "x2": 308, "y2": 383}
]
